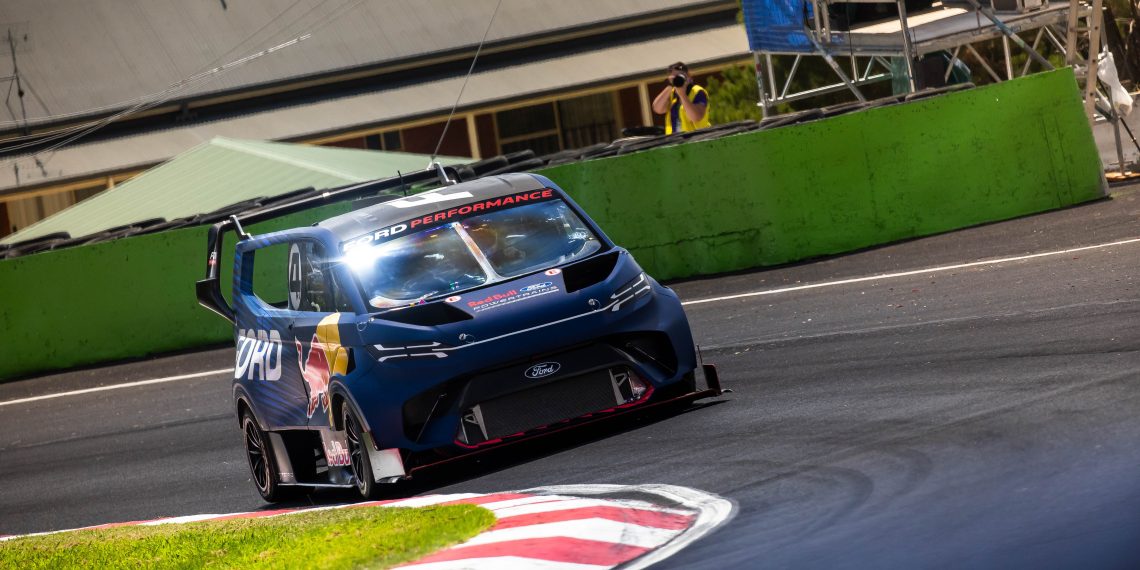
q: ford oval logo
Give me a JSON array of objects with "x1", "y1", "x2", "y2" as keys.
[{"x1": 525, "y1": 362, "x2": 561, "y2": 379}]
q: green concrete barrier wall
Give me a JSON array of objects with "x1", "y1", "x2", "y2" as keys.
[
  {"x1": 542, "y1": 68, "x2": 1104, "y2": 280},
  {"x1": 0, "y1": 68, "x2": 1103, "y2": 381},
  {"x1": 0, "y1": 204, "x2": 350, "y2": 380}
]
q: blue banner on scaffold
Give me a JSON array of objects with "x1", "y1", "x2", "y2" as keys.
[{"x1": 741, "y1": 0, "x2": 815, "y2": 53}]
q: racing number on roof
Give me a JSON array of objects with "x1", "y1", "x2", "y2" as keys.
[{"x1": 386, "y1": 191, "x2": 474, "y2": 209}]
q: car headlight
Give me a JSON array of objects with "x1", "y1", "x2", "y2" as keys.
[
  {"x1": 366, "y1": 341, "x2": 452, "y2": 362},
  {"x1": 610, "y1": 272, "x2": 651, "y2": 312}
]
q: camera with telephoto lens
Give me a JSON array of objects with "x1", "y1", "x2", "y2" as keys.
[{"x1": 670, "y1": 74, "x2": 687, "y2": 88}]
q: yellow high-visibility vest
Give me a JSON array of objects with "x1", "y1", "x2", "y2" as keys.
[{"x1": 666, "y1": 84, "x2": 711, "y2": 134}]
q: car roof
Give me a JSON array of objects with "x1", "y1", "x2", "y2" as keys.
[{"x1": 317, "y1": 173, "x2": 550, "y2": 243}]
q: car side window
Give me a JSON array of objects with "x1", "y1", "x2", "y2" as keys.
[
  {"x1": 287, "y1": 241, "x2": 355, "y2": 313},
  {"x1": 249, "y1": 242, "x2": 291, "y2": 309}
]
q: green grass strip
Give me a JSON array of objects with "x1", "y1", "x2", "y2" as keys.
[{"x1": 1, "y1": 504, "x2": 495, "y2": 569}]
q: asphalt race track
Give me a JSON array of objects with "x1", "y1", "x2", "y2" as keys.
[{"x1": 5, "y1": 189, "x2": 1140, "y2": 568}]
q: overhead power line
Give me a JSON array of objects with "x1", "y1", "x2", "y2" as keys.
[{"x1": 430, "y1": 0, "x2": 504, "y2": 164}]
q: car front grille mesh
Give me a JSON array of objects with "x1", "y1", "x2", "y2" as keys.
[{"x1": 457, "y1": 367, "x2": 640, "y2": 445}]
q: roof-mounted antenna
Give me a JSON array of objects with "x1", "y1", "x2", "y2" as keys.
[
  {"x1": 397, "y1": 170, "x2": 408, "y2": 196},
  {"x1": 427, "y1": 0, "x2": 502, "y2": 167}
]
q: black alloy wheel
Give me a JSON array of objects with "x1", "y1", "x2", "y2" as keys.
[
  {"x1": 343, "y1": 405, "x2": 380, "y2": 499},
  {"x1": 241, "y1": 410, "x2": 293, "y2": 502}
]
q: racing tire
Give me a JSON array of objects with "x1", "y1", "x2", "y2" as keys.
[
  {"x1": 241, "y1": 410, "x2": 295, "y2": 502},
  {"x1": 343, "y1": 404, "x2": 382, "y2": 500}
]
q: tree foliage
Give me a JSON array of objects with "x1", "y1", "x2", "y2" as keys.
[{"x1": 704, "y1": 64, "x2": 763, "y2": 124}]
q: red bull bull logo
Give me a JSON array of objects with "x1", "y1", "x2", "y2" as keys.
[{"x1": 295, "y1": 313, "x2": 348, "y2": 419}]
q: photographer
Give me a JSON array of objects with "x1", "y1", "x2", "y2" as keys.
[{"x1": 651, "y1": 62, "x2": 710, "y2": 134}]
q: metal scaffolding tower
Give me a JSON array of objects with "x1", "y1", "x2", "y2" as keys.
[{"x1": 743, "y1": 0, "x2": 1109, "y2": 121}]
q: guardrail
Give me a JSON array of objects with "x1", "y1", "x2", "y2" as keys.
[{"x1": 0, "y1": 68, "x2": 1104, "y2": 381}]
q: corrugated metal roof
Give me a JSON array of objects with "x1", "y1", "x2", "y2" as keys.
[
  {"x1": 0, "y1": 137, "x2": 463, "y2": 244},
  {"x1": 0, "y1": 0, "x2": 724, "y2": 128},
  {"x1": 1, "y1": 22, "x2": 749, "y2": 192}
]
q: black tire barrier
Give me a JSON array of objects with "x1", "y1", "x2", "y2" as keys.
[
  {"x1": 454, "y1": 165, "x2": 478, "y2": 181},
  {"x1": 97, "y1": 218, "x2": 166, "y2": 236},
  {"x1": 820, "y1": 101, "x2": 869, "y2": 118},
  {"x1": 543, "y1": 156, "x2": 579, "y2": 167},
  {"x1": 467, "y1": 155, "x2": 510, "y2": 176},
  {"x1": 702, "y1": 119, "x2": 760, "y2": 133},
  {"x1": 481, "y1": 158, "x2": 547, "y2": 176},
  {"x1": 536, "y1": 147, "x2": 587, "y2": 164},
  {"x1": 196, "y1": 198, "x2": 268, "y2": 224},
  {"x1": 563, "y1": 143, "x2": 618, "y2": 161},
  {"x1": 865, "y1": 94, "x2": 904, "y2": 109},
  {"x1": 3, "y1": 231, "x2": 72, "y2": 258},
  {"x1": 205, "y1": 197, "x2": 266, "y2": 216},
  {"x1": 617, "y1": 136, "x2": 679, "y2": 156},
  {"x1": 47, "y1": 235, "x2": 100, "y2": 250},
  {"x1": 137, "y1": 216, "x2": 205, "y2": 235},
  {"x1": 759, "y1": 108, "x2": 823, "y2": 130},
  {"x1": 904, "y1": 83, "x2": 974, "y2": 102},
  {"x1": 4, "y1": 231, "x2": 71, "y2": 251},
  {"x1": 583, "y1": 146, "x2": 621, "y2": 160},
  {"x1": 80, "y1": 227, "x2": 143, "y2": 245},
  {"x1": 502, "y1": 149, "x2": 536, "y2": 164},
  {"x1": 571, "y1": 142, "x2": 610, "y2": 157},
  {"x1": 9, "y1": 237, "x2": 68, "y2": 257},
  {"x1": 130, "y1": 217, "x2": 167, "y2": 230},
  {"x1": 257, "y1": 187, "x2": 320, "y2": 209},
  {"x1": 685, "y1": 125, "x2": 758, "y2": 143},
  {"x1": 621, "y1": 125, "x2": 664, "y2": 137}
]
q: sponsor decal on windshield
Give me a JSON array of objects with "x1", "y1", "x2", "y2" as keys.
[{"x1": 342, "y1": 189, "x2": 557, "y2": 252}]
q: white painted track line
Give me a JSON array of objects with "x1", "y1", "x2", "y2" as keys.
[
  {"x1": 12, "y1": 237, "x2": 1136, "y2": 407},
  {"x1": 681, "y1": 236, "x2": 1140, "y2": 306},
  {"x1": 0, "y1": 369, "x2": 231, "y2": 407}
]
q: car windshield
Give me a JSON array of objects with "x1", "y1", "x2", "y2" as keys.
[{"x1": 346, "y1": 199, "x2": 602, "y2": 309}]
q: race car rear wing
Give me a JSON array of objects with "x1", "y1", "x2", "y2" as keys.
[{"x1": 195, "y1": 166, "x2": 452, "y2": 324}]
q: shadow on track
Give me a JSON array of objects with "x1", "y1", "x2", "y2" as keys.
[{"x1": 259, "y1": 399, "x2": 728, "y2": 510}]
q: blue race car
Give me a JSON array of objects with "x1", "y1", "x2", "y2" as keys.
[{"x1": 197, "y1": 170, "x2": 723, "y2": 501}]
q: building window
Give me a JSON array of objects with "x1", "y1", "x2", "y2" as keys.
[
  {"x1": 400, "y1": 121, "x2": 471, "y2": 157},
  {"x1": 496, "y1": 103, "x2": 561, "y2": 156},
  {"x1": 382, "y1": 131, "x2": 402, "y2": 151},
  {"x1": 557, "y1": 93, "x2": 616, "y2": 149},
  {"x1": 495, "y1": 93, "x2": 619, "y2": 156},
  {"x1": 365, "y1": 131, "x2": 401, "y2": 152}
]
